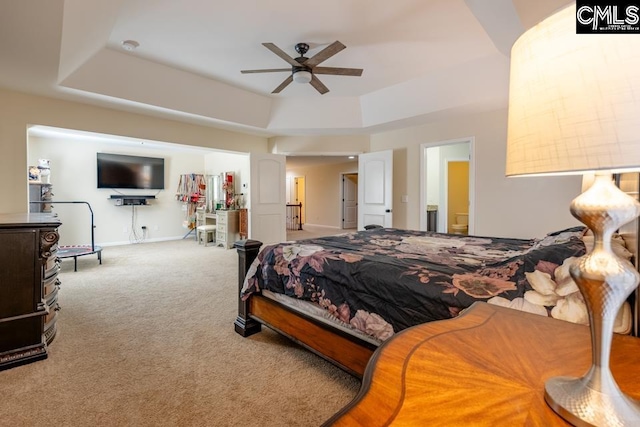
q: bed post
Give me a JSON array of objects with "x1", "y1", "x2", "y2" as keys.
[{"x1": 233, "y1": 239, "x2": 263, "y2": 337}]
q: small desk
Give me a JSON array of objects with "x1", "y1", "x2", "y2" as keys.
[
  {"x1": 195, "y1": 210, "x2": 217, "y2": 245},
  {"x1": 325, "y1": 303, "x2": 640, "y2": 426},
  {"x1": 196, "y1": 210, "x2": 217, "y2": 227}
]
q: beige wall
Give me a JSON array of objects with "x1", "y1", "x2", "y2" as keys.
[
  {"x1": 2, "y1": 87, "x2": 584, "y2": 240},
  {"x1": 0, "y1": 88, "x2": 268, "y2": 214},
  {"x1": 370, "y1": 108, "x2": 582, "y2": 239},
  {"x1": 286, "y1": 161, "x2": 358, "y2": 228},
  {"x1": 270, "y1": 134, "x2": 369, "y2": 155},
  {"x1": 29, "y1": 136, "x2": 207, "y2": 245}
]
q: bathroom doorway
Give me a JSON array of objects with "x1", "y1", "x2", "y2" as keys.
[
  {"x1": 446, "y1": 160, "x2": 469, "y2": 234},
  {"x1": 419, "y1": 138, "x2": 475, "y2": 234}
]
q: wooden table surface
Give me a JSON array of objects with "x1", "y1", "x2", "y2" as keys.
[{"x1": 325, "y1": 302, "x2": 640, "y2": 426}]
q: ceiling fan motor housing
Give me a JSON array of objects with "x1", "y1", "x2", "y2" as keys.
[
  {"x1": 295, "y1": 42, "x2": 310, "y2": 56},
  {"x1": 293, "y1": 64, "x2": 311, "y2": 73}
]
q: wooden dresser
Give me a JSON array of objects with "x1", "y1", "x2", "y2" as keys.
[
  {"x1": 325, "y1": 303, "x2": 640, "y2": 426},
  {"x1": 216, "y1": 209, "x2": 239, "y2": 249},
  {"x1": 0, "y1": 213, "x2": 61, "y2": 370}
]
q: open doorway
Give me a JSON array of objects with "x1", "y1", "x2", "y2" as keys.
[
  {"x1": 419, "y1": 138, "x2": 475, "y2": 234},
  {"x1": 286, "y1": 175, "x2": 306, "y2": 228},
  {"x1": 285, "y1": 155, "x2": 359, "y2": 230},
  {"x1": 445, "y1": 160, "x2": 469, "y2": 234},
  {"x1": 294, "y1": 176, "x2": 306, "y2": 224},
  {"x1": 341, "y1": 173, "x2": 358, "y2": 229}
]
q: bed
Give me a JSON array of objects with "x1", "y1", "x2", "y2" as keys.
[{"x1": 233, "y1": 222, "x2": 639, "y2": 377}]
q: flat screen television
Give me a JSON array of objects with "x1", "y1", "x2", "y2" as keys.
[{"x1": 97, "y1": 153, "x2": 165, "y2": 190}]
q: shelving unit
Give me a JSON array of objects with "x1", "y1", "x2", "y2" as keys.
[{"x1": 29, "y1": 182, "x2": 53, "y2": 213}]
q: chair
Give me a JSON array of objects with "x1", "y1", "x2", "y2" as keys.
[{"x1": 197, "y1": 224, "x2": 216, "y2": 246}]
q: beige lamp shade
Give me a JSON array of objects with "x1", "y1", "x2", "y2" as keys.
[{"x1": 506, "y1": 4, "x2": 640, "y2": 177}]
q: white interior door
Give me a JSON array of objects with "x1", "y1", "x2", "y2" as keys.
[
  {"x1": 249, "y1": 153, "x2": 286, "y2": 244},
  {"x1": 342, "y1": 173, "x2": 358, "y2": 229},
  {"x1": 358, "y1": 150, "x2": 393, "y2": 230}
]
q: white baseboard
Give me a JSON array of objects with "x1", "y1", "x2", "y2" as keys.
[
  {"x1": 302, "y1": 224, "x2": 341, "y2": 229},
  {"x1": 98, "y1": 236, "x2": 187, "y2": 247}
]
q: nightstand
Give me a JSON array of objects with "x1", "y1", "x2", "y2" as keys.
[{"x1": 325, "y1": 303, "x2": 640, "y2": 426}]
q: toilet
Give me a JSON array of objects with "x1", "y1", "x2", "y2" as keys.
[{"x1": 450, "y1": 213, "x2": 469, "y2": 235}]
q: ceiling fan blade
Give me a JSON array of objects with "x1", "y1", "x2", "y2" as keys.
[
  {"x1": 241, "y1": 68, "x2": 291, "y2": 74},
  {"x1": 309, "y1": 75, "x2": 329, "y2": 95},
  {"x1": 305, "y1": 41, "x2": 346, "y2": 67},
  {"x1": 262, "y1": 43, "x2": 300, "y2": 67},
  {"x1": 312, "y1": 67, "x2": 363, "y2": 76},
  {"x1": 272, "y1": 75, "x2": 293, "y2": 94}
]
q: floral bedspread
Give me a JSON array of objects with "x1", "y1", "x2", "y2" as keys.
[{"x1": 241, "y1": 227, "x2": 586, "y2": 342}]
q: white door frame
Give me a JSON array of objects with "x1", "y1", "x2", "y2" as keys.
[{"x1": 419, "y1": 137, "x2": 475, "y2": 234}]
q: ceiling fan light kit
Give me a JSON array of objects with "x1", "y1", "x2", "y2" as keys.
[
  {"x1": 241, "y1": 41, "x2": 363, "y2": 94},
  {"x1": 293, "y1": 70, "x2": 312, "y2": 84}
]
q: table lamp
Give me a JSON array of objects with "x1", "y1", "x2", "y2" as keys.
[{"x1": 506, "y1": 4, "x2": 640, "y2": 426}]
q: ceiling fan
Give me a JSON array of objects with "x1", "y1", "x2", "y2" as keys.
[{"x1": 241, "y1": 41, "x2": 363, "y2": 95}]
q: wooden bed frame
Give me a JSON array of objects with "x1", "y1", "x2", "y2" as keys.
[
  {"x1": 233, "y1": 240, "x2": 377, "y2": 378},
  {"x1": 234, "y1": 183, "x2": 640, "y2": 378}
]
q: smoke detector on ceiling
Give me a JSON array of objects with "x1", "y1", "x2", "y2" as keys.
[{"x1": 121, "y1": 40, "x2": 139, "y2": 51}]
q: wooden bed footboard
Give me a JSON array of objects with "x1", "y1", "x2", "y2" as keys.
[
  {"x1": 233, "y1": 239, "x2": 377, "y2": 377},
  {"x1": 233, "y1": 239, "x2": 263, "y2": 337}
]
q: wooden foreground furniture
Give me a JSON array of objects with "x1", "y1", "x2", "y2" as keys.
[
  {"x1": 233, "y1": 240, "x2": 377, "y2": 377},
  {"x1": 0, "y1": 213, "x2": 61, "y2": 370},
  {"x1": 325, "y1": 303, "x2": 640, "y2": 426}
]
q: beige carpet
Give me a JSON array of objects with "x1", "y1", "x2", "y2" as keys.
[
  {"x1": 0, "y1": 239, "x2": 359, "y2": 426},
  {"x1": 287, "y1": 224, "x2": 353, "y2": 241}
]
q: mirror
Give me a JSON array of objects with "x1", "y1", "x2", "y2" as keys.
[{"x1": 206, "y1": 174, "x2": 222, "y2": 212}]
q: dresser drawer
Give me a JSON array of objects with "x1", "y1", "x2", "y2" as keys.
[
  {"x1": 45, "y1": 284, "x2": 59, "y2": 307},
  {"x1": 44, "y1": 299, "x2": 59, "y2": 326},
  {"x1": 44, "y1": 244, "x2": 60, "y2": 278},
  {"x1": 43, "y1": 275, "x2": 60, "y2": 299},
  {"x1": 217, "y1": 213, "x2": 227, "y2": 225}
]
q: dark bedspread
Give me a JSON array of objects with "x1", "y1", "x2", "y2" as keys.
[{"x1": 241, "y1": 227, "x2": 586, "y2": 342}]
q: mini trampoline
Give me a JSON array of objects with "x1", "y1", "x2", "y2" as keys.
[
  {"x1": 58, "y1": 244, "x2": 102, "y2": 272},
  {"x1": 31, "y1": 200, "x2": 103, "y2": 272}
]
